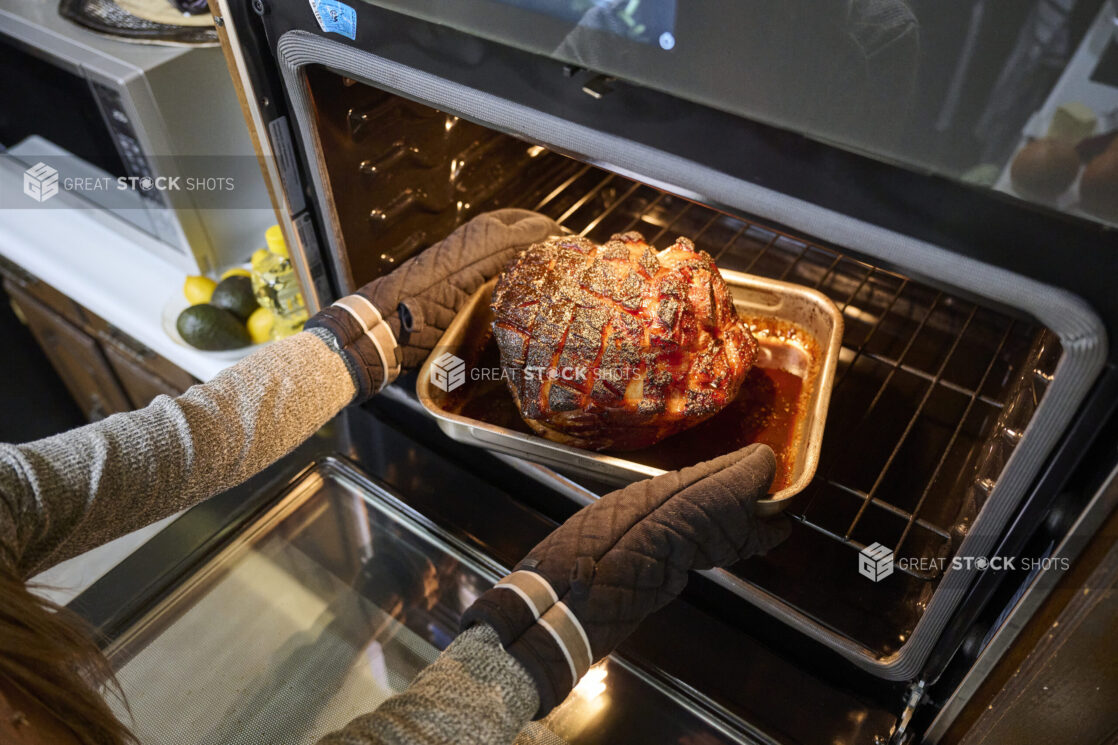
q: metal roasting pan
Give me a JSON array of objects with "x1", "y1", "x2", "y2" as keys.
[{"x1": 417, "y1": 268, "x2": 843, "y2": 516}]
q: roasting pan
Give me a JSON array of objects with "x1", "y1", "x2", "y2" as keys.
[{"x1": 417, "y1": 268, "x2": 843, "y2": 515}]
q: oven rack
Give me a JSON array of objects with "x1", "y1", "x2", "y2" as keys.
[{"x1": 499, "y1": 159, "x2": 1050, "y2": 582}]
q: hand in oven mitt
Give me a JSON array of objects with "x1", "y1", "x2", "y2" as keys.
[
  {"x1": 461, "y1": 442, "x2": 790, "y2": 719},
  {"x1": 305, "y1": 209, "x2": 561, "y2": 402}
]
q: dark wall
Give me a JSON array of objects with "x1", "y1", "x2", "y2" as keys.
[{"x1": 0, "y1": 283, "x2": 84, "y2": 444}]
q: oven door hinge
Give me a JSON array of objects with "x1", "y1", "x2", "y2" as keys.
[{"x1": 890, "y1": 679, "x2": 927, "y2": 745}]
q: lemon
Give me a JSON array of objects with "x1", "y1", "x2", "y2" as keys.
[
  {"x1": 246, "y1": 306, "x2": 274, "y2": 344},
  {"x1": 265, "y1": 225, "x2": 289, "y2": 258},
  {"x1": 220, "y1": 267, "x2": 252, "y2": 280},
  {"x1": 183, "y1": 275, "x2": 217, "y2": 304},
  {"x1": 251, "y1": 248, "x2": 271, "y2": 269}
]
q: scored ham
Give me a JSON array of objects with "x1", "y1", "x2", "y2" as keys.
[{"x1": 491, "y1": 231, "x2": 758, "y2": 451}]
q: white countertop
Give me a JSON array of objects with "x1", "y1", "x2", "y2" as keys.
[
  {"x1": 0, "y1": 197, "x2": 254, "y2": 383},
  {"x1": 0, "y1": 173, "x2": 265, "y2": 601}
]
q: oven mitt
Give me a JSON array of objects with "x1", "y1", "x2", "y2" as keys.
[
  {"x1": 305, "y1": 209, "x2": 562, "y2": 401},
  {"x1": 461, "y1": 442, "x2": 790, "y2": 719}
]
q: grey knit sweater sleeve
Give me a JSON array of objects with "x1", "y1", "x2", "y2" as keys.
[
  {"x1": 0, "y1": 328, "x2": 355, "y2": 578},
  {"x1": 320, "y1": 623, "x2": 539, "y2": 745},
  {"x1": 0, "y1": 327, "x2": 540, "y2": 745}
]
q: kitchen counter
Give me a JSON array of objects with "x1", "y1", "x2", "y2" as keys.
[
  {"x1": 0, "y1": 186, "x2": 255, "y2": 383},
  {"x1": 0, "y1": 171, "x2": 260, "y2": 603}
]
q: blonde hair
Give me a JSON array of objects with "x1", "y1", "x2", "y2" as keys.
[{"x1": 0, "y1": 567, "x2": 135, "y2": 745}]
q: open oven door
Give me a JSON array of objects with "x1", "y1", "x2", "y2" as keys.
[
  {"x1": 70, "y1": 404, "x2": 904, "y2": 745},
  {"x1": 93, "y1": 455, "x2": 761, "y2": 745}
]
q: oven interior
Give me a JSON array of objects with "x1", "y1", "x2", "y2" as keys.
[{"x1": 303, "y1": 65, "x2": 1060, "y2": 671}]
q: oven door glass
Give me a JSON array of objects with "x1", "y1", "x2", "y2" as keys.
[
  {"x1": 105, "y1": 457, "x2": 747, "y2": 745},
  {"x1": 359, "y1": 0, "x2": 1118, "y2": 229}
]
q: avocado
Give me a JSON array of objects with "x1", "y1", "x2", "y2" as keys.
[
  {"x1": 210, "y1": 276, "x2": 259, "y2": 322},
  {"x1": 177, "y1": 303, "x2": 251, "y2": 350}
]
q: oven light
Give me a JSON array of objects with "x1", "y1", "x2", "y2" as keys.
[
  {"x1": 552, "y1": 664, "x2": 611, "y2": 737},
  {"x1": 572, "y1": 664, "x2": 608, "y2": 700},
  {"x1": 841, "y1": 306, "x2": 881, "y2": 325},
  {"x1": 527, "y1": 146, "x2": 545, "y2": 158}
]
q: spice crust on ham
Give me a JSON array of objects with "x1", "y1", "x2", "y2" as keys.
[{"x1": 491, "y1": 231, "x2": 758, "y2": 451}]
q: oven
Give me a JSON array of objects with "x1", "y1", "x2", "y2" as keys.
[{"x1": 77, "y1": 1, "x2": 1118, "y2": 743}]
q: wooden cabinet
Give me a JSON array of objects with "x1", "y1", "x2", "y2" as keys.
[
  {"x1": 101, "y1": 339, "x2": 183, "y2": 409},
  {"x1": 5, "y1": 280, "x2": 131, "y2": 420},
  {"x1": 1, "y1": 264, "x2": 198, "y2": 421}
]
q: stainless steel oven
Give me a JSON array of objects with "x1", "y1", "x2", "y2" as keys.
[{"x1": 78, "y1": 1, "x2": 1118, "y2": 743}]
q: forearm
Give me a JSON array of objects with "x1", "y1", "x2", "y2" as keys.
[
  {"x1": 317, "y1": 624, "x2": 538, "y2": 745},
  {"x1": 0, "y1": 328, "x2": 355, "y2": 577}
]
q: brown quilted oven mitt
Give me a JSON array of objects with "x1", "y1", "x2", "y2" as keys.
[
  {"x1": 305, "y1": 209, "x2": 561, "y2": 401},
  {"x1": 461, "y1": 443, "x2": 790, "y2": 718}
]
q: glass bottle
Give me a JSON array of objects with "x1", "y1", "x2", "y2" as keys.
[{"x1": 251, "y1": 225, "x2": 308, "y2": 340}]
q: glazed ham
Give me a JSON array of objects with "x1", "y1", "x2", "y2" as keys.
[{"x1": 491, "y1": 231, "x2": 757, "y2": 451}]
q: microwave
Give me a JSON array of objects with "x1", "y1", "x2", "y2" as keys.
[{"x1": 0, "y1": 0, "x2": 273, "y2": 274}]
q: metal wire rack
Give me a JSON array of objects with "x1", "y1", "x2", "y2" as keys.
[
  {"x1": 500, "y1": 159, "x2": 1051, "y2": 582},
  {"x1": 312, "y1": 63, "x2": 1056, "y2": 600}
]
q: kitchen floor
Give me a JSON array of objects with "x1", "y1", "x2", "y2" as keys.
[{"x1": 32, "y1": 514, "x2": 180, "y2": 606}]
